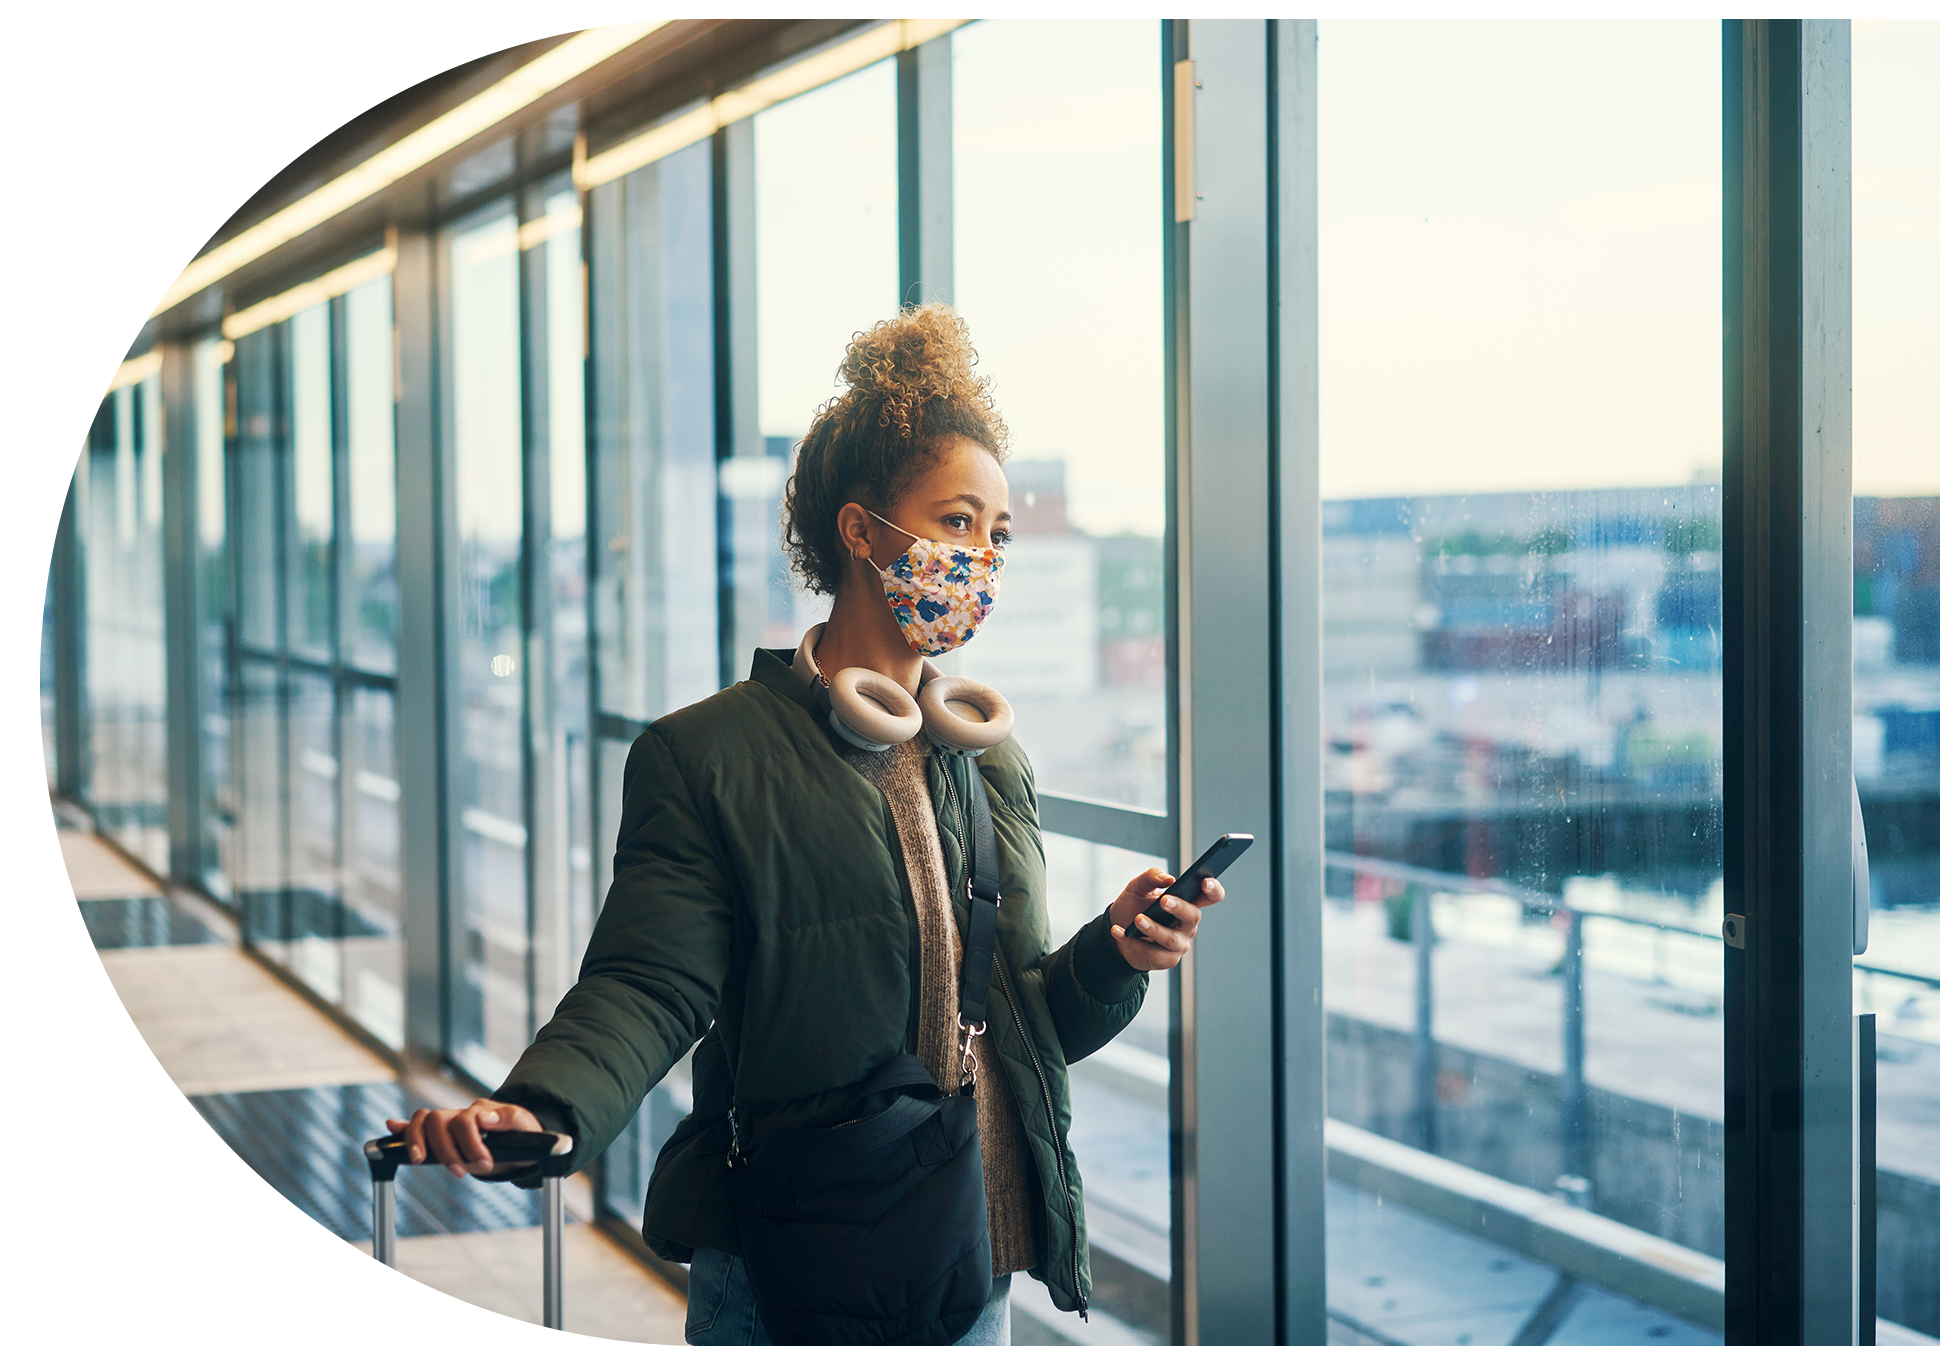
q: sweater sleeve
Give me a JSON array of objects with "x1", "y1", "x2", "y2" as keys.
[{"x1": 492, "y1": 726, "x2": 737, "y2": 1173}]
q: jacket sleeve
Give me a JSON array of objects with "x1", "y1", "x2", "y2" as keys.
[
  {"x1": 1040, "y1": 913, "x2": 1148, "y2": 1064},
  {"x1": 984, "y1": 746, "x2": 1149, "y2": 1066},
  {"x1": 492, "y1": 726, "x2": 736, "y2": 1172}
]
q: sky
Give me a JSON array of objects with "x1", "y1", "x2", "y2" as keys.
[
  {"x1": 756, "y1": 18, "x2": 1940, "y2": 521},
  {"x1": 1316, "y1": 19, "x2": 1938, "y2": 502},
  {"x1": 1852, "y1": 19, "x2": 1940, "y2": 497}
]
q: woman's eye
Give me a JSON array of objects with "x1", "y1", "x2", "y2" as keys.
[
  {"x1": 944, "y1": 515, "x2": 971, "y2": 533},
  {"x1": 992, "y1": 529, "x2": 1012, "y2": 548}
]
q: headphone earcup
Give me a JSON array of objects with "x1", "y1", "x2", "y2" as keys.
[
  {"x1": 917, "y1": 676, "x2": 1014, "y2": 756},
  {"x1": 824, "y1": 667, "x2": 923, "y2": 750}
]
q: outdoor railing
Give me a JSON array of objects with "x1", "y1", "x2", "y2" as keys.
[{"x1": 1322, "y1": 850, "x2": 1940, "y2": 1190}]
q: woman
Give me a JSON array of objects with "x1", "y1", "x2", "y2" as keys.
[{"x1": 389, "y1": 304, "x2": 1222, "y2": 1346}]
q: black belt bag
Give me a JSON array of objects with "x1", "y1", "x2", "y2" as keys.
[{"x1": 723, "y1": 766, "x2": 1005, "y2": 1345}]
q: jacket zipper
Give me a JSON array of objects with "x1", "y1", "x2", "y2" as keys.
[{"x1": 940, "y1": 758, "x2": 1088, "y2": 1321}]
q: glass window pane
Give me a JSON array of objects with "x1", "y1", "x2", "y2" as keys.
[
  {"x1": 740, "y1": 59, "x2": 899, "y2": 666},
  {"x1": 1852, "y1": 18, "x2": 1940, "y2": 1340},
  {"x1": 532, "y1": 181, "x2": 594, "y2": 1020},
  {"x1": 1041, "y1": 830, "x2": 1171, "y2": 1341},
  {"x1": 589, "y1": 142, "x2": 719, "y2": 721},
  {"x1": 123, "y1": 377, "x2": 170, "y2": 870},
  {"x1": 81, "y1": 402, "x2": 119, "y2": 819},
  {"x1": 82, "y1": 378, "x2": 170, "y2": 869},
  {"x1": 288, "y1": 304, "x2": 334, "y2": 661},
  {"x1": 1319, "y1": 20, "x2": 1724, "y2": 1345},
  {"x1": 344, "y1": 684, "x2": 404, "y2": 1049},
  {"x1": 285, "y1": 668, "x2": 342, "y2": 1002},
  {"x1": 234, "y1": 328, "x2": 281, "y2": 653},
  {"x1": 445, "y1": 204, "x2": 530, "y2": 1087},
  {"x1": 949, "y1": 20, "x2": 1167, "y2": 812},
  {"x1": 194, "y1": 337, "x2": 233, "y2": 899},
  {"x1": 345, "y1": 276, "x2": 398, "y2": 675},
  {"x1": 236, "y1": 657, "x2": 287, "y2": 958}
]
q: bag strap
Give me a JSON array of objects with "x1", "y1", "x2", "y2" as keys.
[
  {"x1": 957, "y1": 759, "x2": 1001, "y2": 1033},
  {"x1": 729, "y1": 754, "x2": 1006, "y2": 1165}
]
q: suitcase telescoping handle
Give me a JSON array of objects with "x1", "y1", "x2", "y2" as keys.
[{"x1": 362, "y1": 1131, "x2": 576, "y2": 1330}]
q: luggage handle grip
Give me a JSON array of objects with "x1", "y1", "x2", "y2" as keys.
[{"x1": 363, "y1": 1130, "x2": 575, "y2": 1183}]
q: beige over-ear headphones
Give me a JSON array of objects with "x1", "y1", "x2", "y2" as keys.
[{"x1": 796, "y1": 623, "x2": 1014, "y2": 757}]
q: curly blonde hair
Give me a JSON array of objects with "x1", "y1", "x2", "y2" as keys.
[{"x1": 782, "y1": 303, "x2": 1010, "y2": 597}]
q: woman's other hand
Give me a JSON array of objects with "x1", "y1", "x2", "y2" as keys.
[
  {"x1": 384, "y1": 1099, "x2": 544, "y2": 1179},
  {"x1": 1107, "y1": 867, "x2": 1223, "y2": 971}
]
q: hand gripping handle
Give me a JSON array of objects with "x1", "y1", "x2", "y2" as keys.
[
  {"x1": 363, "y1": 1130, "x2": 576, "y2": 1329},
  {"x1": 363, "y1": 1128, "x2": 575, "y2": 1183}
]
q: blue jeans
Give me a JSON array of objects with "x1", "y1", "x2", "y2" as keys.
[{"x1": 684, "y1": 1247, "x2": 1012, "y2": 1346}]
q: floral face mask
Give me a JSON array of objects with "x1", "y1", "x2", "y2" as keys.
[{"x1": 866, "y1": 511, "x2": 1004, "y2": 658}]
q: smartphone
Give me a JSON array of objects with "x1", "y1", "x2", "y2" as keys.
[{"x1": 1124, "y1": 833, "x2": 1254, "y2": 941}]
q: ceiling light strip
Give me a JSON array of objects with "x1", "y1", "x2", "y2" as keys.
[
  {"x1": 222, "y1": 246, "x2": 398, "y2": 341},
  {"x1": 575, "y1": 18, "x2": 967, "y2": 192},
  {"x1": 110, "y1": 351, "x2": 163, "y2": 393},
  {"x1": 154, "y1": 22, "x2": 666, "y2": 318}
]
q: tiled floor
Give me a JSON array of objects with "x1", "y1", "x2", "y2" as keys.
[{"x1": 35, "y1": 815, "x2": 690, "y2": 1342}]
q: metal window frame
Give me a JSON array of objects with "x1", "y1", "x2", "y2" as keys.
[
  {"x1": 1721, "y1": 18, "x2": 1856, "y2": 1345},
  {"x1": 392, "y1": 207, "x2": 452, "y2": 1071},
  {"x1": 897, "y1": 30, "x2": 953, "y2": 308}
]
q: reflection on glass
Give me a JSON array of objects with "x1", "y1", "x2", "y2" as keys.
[
  {"x1": 1319, "y1": 21, "x2": 1724, "y2": 1345},
  {"x1": 589, "y1": 142, "x2": 718, "y2": 721},
  {"x1": 948, "y1": 20, "x2": 1167, "y2": 811},
  {"x1": 446, "y1": 204, "x2": 530, "y2": 1086},
  {"x1": 236, "y1": 658, "x2": 286, "y2": 960},
  {"x1": 288, "y1": 304, "x2": 333, "y2": 660},
  {"x1": 133, "y1": 377, "x2": 167, "y2": 870},
  {"x1": 345, "y1": 685, "x2": 404, "y2": 1048},
  {"x1": 194, "y1": 337, "x2": 233, "y2": 898},
  {"x1": 80, "y1": 378, "x2": 170, "y2": 870},
  {"x1": 744, "y1": 59, "x2": 898, "y2": 666},
  {"x1": 79, "y1": 405, "x2": 116, "y2": 823},
  {"x1": 345, "y1": 276, "x2": 398, "y2": 674},
  {"x1": 1851, "y1": 18, "x2": 1940, "y2": 1338},
  {"x1": 533, "y1": 180, "x2": 593, "y2": 1018},
  {"x1": 1041, "y1": 830, "x2": 1171, "y2": 1341},
  {"x1": 235, "y1": 329, "x2": 280, "y2": 653},
  {"x1": 285, "y1": 669, "x2": 342, "y2": 1000}
]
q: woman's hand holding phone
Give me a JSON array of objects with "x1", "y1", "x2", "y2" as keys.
[{"x1": 1108, "y1": 867, "x2": 1223, "y2": 972}]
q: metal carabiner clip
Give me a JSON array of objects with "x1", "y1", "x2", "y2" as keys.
[{"x1": 957, "y1": 1015, "x2": 986, "y2": 1094}]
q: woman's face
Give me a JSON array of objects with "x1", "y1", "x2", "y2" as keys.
[{"x1": 875, "y1": 437, "x2": 1012, "y2": 560}]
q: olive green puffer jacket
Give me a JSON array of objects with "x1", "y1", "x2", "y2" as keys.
[{"x1": 493, "y1": 646, "x2": 1148, "y2": 1315}]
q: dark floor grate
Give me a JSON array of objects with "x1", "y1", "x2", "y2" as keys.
[
  {"x1": 237, "y1": 888, "x2": 395, "y2": 943},
  {"x1": 190, "y1": 1083, "x2": 564, "y2": 1243},
  {"x1": 81, "y1": 897, "x2": 221, "y2": 950}
]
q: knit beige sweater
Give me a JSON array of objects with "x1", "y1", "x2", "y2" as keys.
[{"x1": 842, "y1": 737, "x2": 1040, "y2": 1278}]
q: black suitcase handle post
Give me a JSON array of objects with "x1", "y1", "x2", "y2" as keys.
[{"x1": 361, "y1": 1130, "x2": 576, "y2": 1329}]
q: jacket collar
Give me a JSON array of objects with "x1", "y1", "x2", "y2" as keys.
[{"x1": 750, "y1": 646, "x2": 819, "y2": 717}]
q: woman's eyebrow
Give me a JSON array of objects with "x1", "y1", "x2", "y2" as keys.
[{"x1": 932, "y1": 493, "x2": 1011, "y2": 521}]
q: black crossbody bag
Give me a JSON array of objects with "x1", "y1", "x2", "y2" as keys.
[{"x1": 722, "y1": 767, "x2": 1003, "y2": 1346}]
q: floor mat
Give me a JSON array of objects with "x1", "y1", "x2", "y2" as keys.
[
  {"x1": 42, "y1": 892, "x2": 220, "y2": 943},
  {"x1": 190, "y1": 1082, "x2": 567, "y2": 1243}
]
